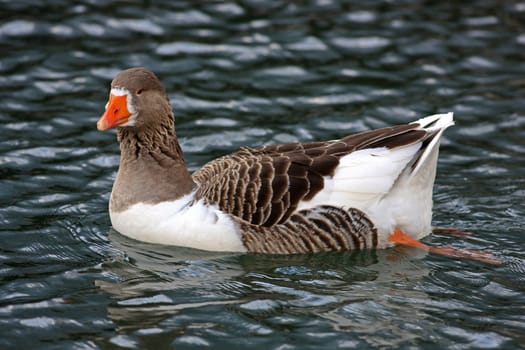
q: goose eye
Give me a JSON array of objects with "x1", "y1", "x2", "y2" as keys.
[{"x1": 136, "y1": 89, "x2": 143, "y2": 95}]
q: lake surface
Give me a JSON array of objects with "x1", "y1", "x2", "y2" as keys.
[{"x1": 1, "y1": 1, "x2": 524, "y2": 349}]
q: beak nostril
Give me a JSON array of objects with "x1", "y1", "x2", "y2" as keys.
[{"x1": 114, "y1": 109, "x2": 119, "y2": 114}]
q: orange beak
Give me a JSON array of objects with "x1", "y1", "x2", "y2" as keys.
[{"x1": 97, "y1": 93, "x2": 131, "y2": 131}]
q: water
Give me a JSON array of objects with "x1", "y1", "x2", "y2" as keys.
[{"x1": 1, "y1": 0, "x2": 524, "y2": 348}]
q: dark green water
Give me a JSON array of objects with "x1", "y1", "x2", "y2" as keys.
[{"x1": 1, "y1": 1, "x2": 524, "y2": 349}]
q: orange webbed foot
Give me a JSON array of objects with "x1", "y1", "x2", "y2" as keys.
[{"x1": 388, "y1": 229, "x2": 502, "y2": 265}]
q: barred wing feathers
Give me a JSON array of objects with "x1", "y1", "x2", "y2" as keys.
[{"x1": 192, "y1": 120, "x2": 438, "y2": 227}]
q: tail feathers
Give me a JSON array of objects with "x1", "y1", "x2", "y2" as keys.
[
  {"x1": 409, "y1": 112, "x2": 454, "y2": 176},
  {"x1": 411, "y1": 112, "x2": 454, "y2": 131}
]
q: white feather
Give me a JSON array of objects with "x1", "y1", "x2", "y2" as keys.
[
  {"x1": 410, "y1": 112, "x2": 454, "y2": 175},
  {"x1": 110, "y1": 192, "x2": 246, "y2": 252},
  {"x1": 297, "y1": 143, "x2": 421, "y2": 210}
]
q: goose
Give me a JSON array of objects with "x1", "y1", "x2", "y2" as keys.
[{"x1": 97, "y1": 67, "x2": 498, "y2": 264}]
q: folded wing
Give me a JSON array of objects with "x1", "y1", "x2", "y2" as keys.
[{"x1": 192, "y1": 114, "x2": 453, "y2": 227}]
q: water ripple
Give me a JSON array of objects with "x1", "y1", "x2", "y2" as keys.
[{"x1": 0, "y1": 0, "x2": 524, "y2": 349}]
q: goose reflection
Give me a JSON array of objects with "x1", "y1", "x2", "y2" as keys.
[{"x1": 96, "y1": 229, "x2": 431, "y2": 335}]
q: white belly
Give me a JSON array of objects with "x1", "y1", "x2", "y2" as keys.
[{"x1": 110, "y1": 193, "x2": 246, "y2": 252}]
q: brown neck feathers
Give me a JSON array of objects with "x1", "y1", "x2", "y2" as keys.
[{"x1": 110, "y1": 114, "x2": 195, "y2": 212}]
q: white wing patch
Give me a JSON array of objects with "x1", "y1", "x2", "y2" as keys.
[{"x1": 298, "y1": 143, "x2": 421, "y2": 211}]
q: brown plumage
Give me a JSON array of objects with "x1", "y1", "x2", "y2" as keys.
[
  {"x1": 193, "y1": 125, "x2": 427, "y2": 227},
  {"x1": 98, "y1": 67, "x2": 455, "y2": 255},
  {"x1": 238, "y1": 206, "x2": 378, "y2": 254}
]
